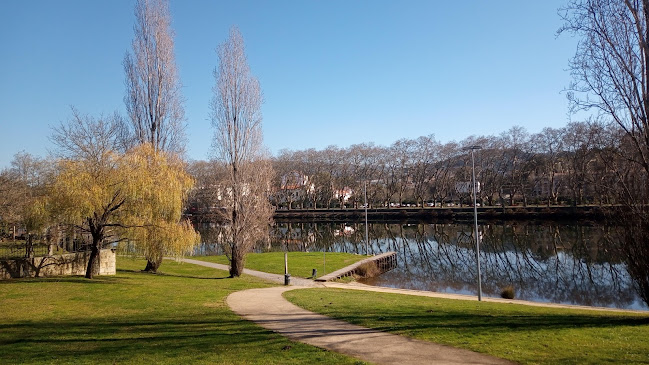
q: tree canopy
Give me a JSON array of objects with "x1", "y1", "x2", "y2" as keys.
[{"x1": 46, "y1": 137, "x2": 198, "y2": 278}]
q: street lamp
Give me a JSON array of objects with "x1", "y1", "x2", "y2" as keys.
[
  {"x1": 464, "y1": 145, "x2": 483, "y2": 301},
  {"x1": 364, "y1": 181, "x2": 369, "y2": 255}
]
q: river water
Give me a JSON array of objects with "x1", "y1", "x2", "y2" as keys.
[{"x1": 196, "y1": 221, "x2": 648, "y2": 311}]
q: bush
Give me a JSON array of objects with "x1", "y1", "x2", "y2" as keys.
[
  {"x1": 353, "y1": 261, "x2": 380, "y2": 278},
  {"x1": 500, "y1": 285, "x2": 515, "y2": 299}
]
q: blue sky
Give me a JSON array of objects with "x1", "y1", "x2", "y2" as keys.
[{"x1": 0, "y1": 1, "x2": 578, "y2": 168}]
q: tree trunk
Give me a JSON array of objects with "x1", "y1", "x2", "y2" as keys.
[
  {"x1": 85, "y1": 242, "x2": 100, "y2": 279},
  {"x1": 229, "y1": 244, "x2": 244, "y2": 277},
  {"x1": 143, "y1": 259, "x2": 161, "y2": 272},
  {"x1": 25, "y1": 234, "x2": 34, "y2": 258}
]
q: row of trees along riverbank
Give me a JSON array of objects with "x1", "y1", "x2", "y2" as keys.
[{"x1": 270, "y1": 206, "x2": 612, "y2": 223}]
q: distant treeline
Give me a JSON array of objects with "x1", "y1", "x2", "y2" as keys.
[{"x1": 187, "y1": 121, "x2": 646, "y2": 213}]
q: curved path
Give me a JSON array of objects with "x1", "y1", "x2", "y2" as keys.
[
  {"x1": 181, "y1": 258, "x2": 512, "y2": 365},
  {"x1": 228, "y1": 286, "x2": 513, "y2": 365},
  {"x1": 180, "y1": 258, "x2": 317, "y2": 286}
]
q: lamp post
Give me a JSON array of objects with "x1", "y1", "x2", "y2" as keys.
[
  {"x1": 364, "y1": 181, "x2": 369, "y2": 255},
  {"x1": 464, "y1": 145, "x2": 483, "y2": 301}
]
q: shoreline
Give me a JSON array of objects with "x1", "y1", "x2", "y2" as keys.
[{"x1": 270, "y1": 205, "x2": 613, "y2": 223}]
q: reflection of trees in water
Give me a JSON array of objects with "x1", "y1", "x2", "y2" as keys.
[
  {"x1": 194, "y1": 221, "x2": 643, "y2": 309},
  {"x1": 261, "y1": 222, "x2": 642, "y2": 309},
  {"x1": 476, "y1": 223, "x2": 634, "y2": 308}
]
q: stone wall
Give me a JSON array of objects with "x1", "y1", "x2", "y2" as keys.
[{"x1": 0, "y1": 249, "x2": 116, "y2": 280}]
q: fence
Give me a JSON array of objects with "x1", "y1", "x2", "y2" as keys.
[
  {"x1": 0, "y1": 249, "x2": 116, "y2": 280},
  {"x1": 0, "y1": 239, "x2": 89, "y2": 260}
]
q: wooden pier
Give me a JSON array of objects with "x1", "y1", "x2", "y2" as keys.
[{"x1": 315, "y1": 252, "x2": 397, "y2": 282}]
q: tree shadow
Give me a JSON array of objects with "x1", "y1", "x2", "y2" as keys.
[
  {"x1": 0, "y1": 315, "x2": 302, "y2": 364},
  {"x1": 320, "y1": 304, "x2": 649, "y2": 337},
  {"x1": 116, "y1": 268, "x2": 230, "y2": 280},
  {"x1": 0, "y1": 275, "x2": 120, "y2": 285},
  {"x1": 154, "y1": 272, "x2": 230, "y2": 280}
]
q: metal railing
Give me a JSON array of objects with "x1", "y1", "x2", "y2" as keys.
[{"x1": 0, "y1": 240, "x2": 89, "y2": 260}]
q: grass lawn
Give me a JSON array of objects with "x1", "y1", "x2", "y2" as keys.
[
  {"x1": 0, "y1": 258, "x2": 364, "y2": 365},
  {"x1": 285, "y1": 288, "x2": 649, "y2": 365},
  {"x1": 193, "y1": 252, "x2": 367, "y2": 279}
]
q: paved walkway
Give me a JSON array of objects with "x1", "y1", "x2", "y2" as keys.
[
  {"x1": 228, "y1": 286, "x2": 513, "y2": 365},
  {"x1": 181, "y1": 258, "x2": 513, "y2": 364},
  {"x1": 180, "y1": 258, "x2": 317, "y2": 286}
]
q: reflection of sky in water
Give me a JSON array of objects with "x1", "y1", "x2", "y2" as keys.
[{"x1": 196, "y1": 222, "x2": 649, "y2": 311}]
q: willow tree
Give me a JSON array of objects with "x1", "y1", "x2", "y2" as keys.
[
  {"x1": 49, "y1": 112, "x2": 199, "y2": 278},
  {"x1": 123, "y1": 0, "x2": 185, "y2": 154},
  {"x1": 211, "y1": 27, "x2": 274, "y2": 277}
]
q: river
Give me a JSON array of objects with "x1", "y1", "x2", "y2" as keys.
[{"x1": 196, "y1": 221, "x2": 648, "y2": 311}]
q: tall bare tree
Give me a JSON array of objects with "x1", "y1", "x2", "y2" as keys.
[
  {"x1": 559, "y1": 0, "x2": 649, "y2": 303},
  {"x1": 124, "y1": 0, "x2": 185, "y2": 155},
  {"x1": 211, "y1": 26, "x2": 274, "y2": 277}
]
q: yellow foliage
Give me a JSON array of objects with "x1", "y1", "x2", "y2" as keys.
[{"x1": 47, "y1": 143, "x2": 200, "y2": 264}]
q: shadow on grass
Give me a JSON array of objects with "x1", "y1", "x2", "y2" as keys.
[
  {"x1": 154, "y1": 272, "x2": 230, "y2": 280},
  {"x1": 116, "y1": 268, "x2": 230, "y2": 280},
  {"x1": 341, "y1": 310, "x2": 649, "y2": 335},
  {"x1": 288, "y1": 289, "x2": 649, "y2": 337},
  {"x1": 0, "y1": 316, "x2": 291, "y2": 364},
  {"x1": 0, "y1": 276, "x2": 120, "y2": 285}
]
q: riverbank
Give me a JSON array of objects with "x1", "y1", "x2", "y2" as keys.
[
  {"x1": 2, "y1": 256, "x2": 647, "y2": 364},
  {"x1": 182, "y1": 256, "x2": 649, "y2": 364},
  {"x1": 272, "y1": 205, "x2": 612, "y2": 222}
]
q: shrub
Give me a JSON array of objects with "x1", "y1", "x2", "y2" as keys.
[
  {"x1": 501, "y1": 285, "x2": 515, "y2": 299},
  {"x1": 353, "y1": 261, "x2": 380, "y2": 278}
]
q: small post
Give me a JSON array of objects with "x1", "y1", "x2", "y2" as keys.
[
  {"x1": 312, "y1": 268, "x2": 317, "y2": 279},
  {"x1": 284, "y1": 252, "x2": 290, "y2": 285}
]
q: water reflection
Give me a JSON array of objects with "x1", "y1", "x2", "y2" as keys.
[{"x1": 195, "y1": 221, "x2": 647, "y2": 310}]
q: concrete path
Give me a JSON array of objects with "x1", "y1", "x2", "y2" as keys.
[
  {"x1": 181, "y1": 258, "x2": 513, "y2": 364},
  {"x1": 180, "y1": 258, "x2": 317, "y2": 286},
  {"x1": 227, "y1": 286, "x2": 513, "y2": 365}
]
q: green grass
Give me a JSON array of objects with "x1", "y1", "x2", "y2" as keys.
[
  {"x1": 285, "y1": 288, "x2": 649, "y2": 365},
  {"x1": 0, "y1": 258, "x2": 365, "y2": 364},
  {"x1": 194, "y1": 252, "x2": 367, "y2": 279}
]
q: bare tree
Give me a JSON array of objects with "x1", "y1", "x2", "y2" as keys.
[
  {"x1": 531, "y1": 127, "x2": 565, "y2": 206},
  {"x1": 0, "y1": 152, "x2": 50, "y2": 248},
  {"x1": 0, "y1": 169, "x2": 21, "y2": 227},
  {"x1": 430, "y1": 141, "x2": 460, "y2": 207},
  {"x1": 562, "y1": 121, "x2": 598, "y2": 205},
  {"x1": 124, "y1": 0, "x2": 185, "y2": 155},
  {"x1": 411, "y1": 135, "x2": 437, "y2": 207},
  {"x1": 559, "y1": 0, "x2": 649, "y2": 304},
  {"x1": 211, "y1": 26, "x2": 274, "y2": 277}
]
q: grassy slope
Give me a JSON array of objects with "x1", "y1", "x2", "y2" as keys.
[
  {"x1": 285, "y1": 288, "x2": 649, "y2": 365},
  {"x1": 0, "y1": 258, "x2": 364, "y2": 365},
  {"x1": 194, "y1": 252, "x2": 367, "y2": 279}
]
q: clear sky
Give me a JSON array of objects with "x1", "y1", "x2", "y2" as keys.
[{"x1": 0, "y1": 0, "x2": 578, "y2": 169}]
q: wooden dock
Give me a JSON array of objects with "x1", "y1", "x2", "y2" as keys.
[{"x1": 315, "y1": 252, "x2": 397, "y2": 282}]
